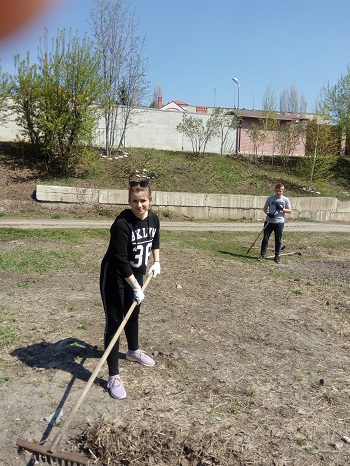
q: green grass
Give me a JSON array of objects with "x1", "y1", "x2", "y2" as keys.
[
  {"x1": 295, "y1": 438, "x2": 307, "y2": 447},
  {"x1": 0, "y1": 248, "x2": 81, "y2": 274},
  {"x1": 161, "y1": 230, "x2": 350, "y2": 260},
  {"x1": 68, "y1": 147, "x2": 350, "y2": 200},
  {"x1": 0, "y1": 375, "x2": 10, "y2": 383},
  {"x1": 1, "y1": 229, "x2": 349, "y2": 275},
  {"x1": 1, "y1": 144, "x2": 349, "y2": 200},
  {"x1": 0, "y1": 229, "x2": 110, "y2": 273},
  {"x1": 0, "y1": 324, "x2": 19, "y2": 346},
  {"x1": 0, "y1": 306, "x2": 20, "y2": 347},
  {"x1": 0, "y1": 228, "x2": 108, "y2": 243},
  {"x1": 0, "y1": 228, "x2": 108, "y2": 275},
  {"x1": 78, "y1": 320, "x2": 88, "y2": 330}
]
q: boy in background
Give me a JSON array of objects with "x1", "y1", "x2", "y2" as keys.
[{"x1": 258, "y1": 183, "x2": 292, "y2": 264}]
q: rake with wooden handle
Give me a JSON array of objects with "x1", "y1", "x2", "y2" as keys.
[
  {"x1": 245, "y1": 220, "x2": 270, "y2": 257},
  {"x1": 16, "y1": 273, "x2": 153, "y2": 466}
]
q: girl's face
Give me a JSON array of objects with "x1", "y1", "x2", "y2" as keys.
[{"x1": 129, "y1": 191, "x2": 151, "y2": 219}]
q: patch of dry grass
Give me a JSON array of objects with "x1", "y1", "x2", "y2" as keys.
[{"x1": 80, "y1": 418, "x2": 244, "y2": 466}]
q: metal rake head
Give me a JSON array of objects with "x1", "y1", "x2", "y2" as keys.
[{"x1": 17, "y1": 438, "x2": 89, "y2": 465}]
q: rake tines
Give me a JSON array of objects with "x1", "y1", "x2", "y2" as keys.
[
  {"x1": 15, "y1": 274, "x2": 154, "y2": 466},
  {"x1": 16, "y1": 438, "x2": 89, "y2": 465}
]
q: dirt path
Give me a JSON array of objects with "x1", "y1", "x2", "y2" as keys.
[{"x1": 1, "y1": 218, "x2": 350, "y2": 231}]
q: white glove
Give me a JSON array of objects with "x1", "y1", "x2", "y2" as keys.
[
  {"x1": 133, "y1": 287, "x2": 145, "y2": 304},
  {"x1": 148, "y1": 261, "x2": 161, "y2": 278}
]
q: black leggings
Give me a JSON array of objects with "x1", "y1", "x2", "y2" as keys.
[
  {"x1": 100, "y1": 259, "x2": 143, "y2": 376},
  {"x1": 260, "y1": 222, "x2": 284, "y2": 256}
]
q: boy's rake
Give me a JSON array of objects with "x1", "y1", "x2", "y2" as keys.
[
  {"x1": 245, "y1": 220, "x2": 270, "y2": 257},
  {"x1": 16, "y1": 273, "x2": 153, "y2": 466}
]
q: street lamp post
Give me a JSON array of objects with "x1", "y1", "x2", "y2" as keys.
[
  {"x1": 232, "y1": 77, "x2": 240, "y2": 154},
  {"x1": 232, "y1": 77, "x2": 240, "y2": 109}
]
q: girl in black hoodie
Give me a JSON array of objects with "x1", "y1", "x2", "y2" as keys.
[{"x1": 100, "y1": 181, "x2": 160, "y2": 399}]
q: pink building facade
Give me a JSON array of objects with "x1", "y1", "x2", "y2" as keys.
[
  {"x1": 235, "y1": 109, "x2": 307, "y2": 156},
  {"x1": 159, "y1": 98, "x2": 310, "y2": 156}
]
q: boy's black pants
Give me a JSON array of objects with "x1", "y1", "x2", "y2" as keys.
[{"x1": 260, "y1": 222, "x2": 284, "y2": 256}]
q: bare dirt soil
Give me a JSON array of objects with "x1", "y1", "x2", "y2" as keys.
[
  {"x1": 1, "y1": 160, "x2": 350, "y2": 465},
  {"x1": 1, "y1": 228, "x2": 350, "y2": 466}
]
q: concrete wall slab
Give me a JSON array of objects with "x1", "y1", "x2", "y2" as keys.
[
  {"x1": 36, "y1": 185, "x2": 99, "y2": 204},
  {"x1": 35, "y1": 185, "x2": 350, "y2": 222}
]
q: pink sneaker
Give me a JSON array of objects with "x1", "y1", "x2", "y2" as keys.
[
  {"x1": 107, "y1": 375, "x2": 126, "y2": 399},
  {"x1": 126, "y1": 349, "x2": 155, "y2": 367}
]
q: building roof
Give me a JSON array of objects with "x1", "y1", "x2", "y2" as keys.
[
  {"x1": 160, "y1": 99, "x2": 189, "y2": 112},
  {"x1": 160, "y1": 97, "x2": 311, "y2": 121},
  {"x1": 228, "y1": 108, "x2": 308, "y2": 121},
  {"x1": 172, "y1": 100, "x2": 188, "y2": 106}
]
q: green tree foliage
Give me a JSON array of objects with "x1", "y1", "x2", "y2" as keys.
[
  {"x1": 10, "y1": 29, "x2": 102, "y2": 175},
  {"x1": 297, "y1": 119, "x2": 340, "y2": 189},
  {"x1": 11, "y1": 54, "x2": 41, "y2": 153},
  {"x1": 176, "y1": 113, "x2": 220, "y2": 156},
  {"x1": 275, "y1": 121, "x2": 306, "y2": 167},
  {"x1": 0, "y1": 62, "x2": 9, "y2": 124},
  {"x1": 324, "y1": 66, "x2": 350, "y2": 155},
  {"x1": 211, "y1": 108, "x2": 239, "y2": 156},
  {"x1": 324, "y1": 66, "x2": 350, "y2": 133},
  {"x1": 246, "y1": 122, "x2": 266, "y2": 159},
  {"x1": 259, "y1": 117, "x2": 280, "y2": 162}
]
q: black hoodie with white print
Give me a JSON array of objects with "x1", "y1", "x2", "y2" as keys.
[{"x1": 104, "y1": 209, "x2": 160, "y2": 277}]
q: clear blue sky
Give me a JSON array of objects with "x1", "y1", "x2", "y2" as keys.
[{"x1": 1, "y1": 0, "x2": 350, "y2": 112}]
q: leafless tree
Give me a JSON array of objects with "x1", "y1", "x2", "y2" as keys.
[
  {"x1": 150, "y1": 83, "x2": 162, "y2": 108},
  {"x1": 280, "y1": 88, "x2": 288, "y2": 114},
  {"x1": 299, "y1": 94, "x2": 308, "y2": 116},
  {"x1": 289, "y1": 85, "x2": 299, "y2": 112},
  {"x1": 90, "y1": 0, "x2": 149, "y2": 155},
  {"x1": 261, "y1": 83, "x2": 277, "y2": 114},
  {"x1": 260, "y1": 84, "x2": 279, "y2": 160},
  {"x1": 279, "y1": 85, "x2": 308, "y2": 115}
]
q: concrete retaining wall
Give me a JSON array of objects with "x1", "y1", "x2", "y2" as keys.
[{"x1": 35, "y1": 185, "x2": 350, "y2": 221}]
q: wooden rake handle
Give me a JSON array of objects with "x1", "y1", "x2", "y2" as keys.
[
  {"x1": 245, "y1": 220, "x2": 270, "y2": 257},
  {"x1": 49, "y1": 273, "x2": 153, "y2": 452}
]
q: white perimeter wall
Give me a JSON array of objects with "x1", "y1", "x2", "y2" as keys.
[{"x1": 1, "y1": 104, "x2": 236, "y2": 154}]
